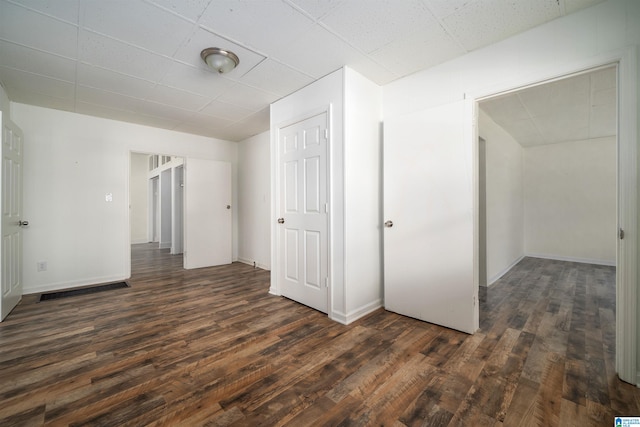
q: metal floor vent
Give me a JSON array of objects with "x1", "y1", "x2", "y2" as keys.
[{"x1": 39, "y1": 282, "x2": 129, "y2": 301}]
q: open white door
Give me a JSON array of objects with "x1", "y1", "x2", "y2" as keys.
[
  {"x1": 383, "y1": 100, "x2": 478, "y2": 334},
  {"x1": 1, "y1": 114, "x2": 24, "y2": 321},
  {"x1": 184, "y1": 158, "x2": 232, "y2": 269}
]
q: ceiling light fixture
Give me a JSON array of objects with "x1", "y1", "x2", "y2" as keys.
[{"x1": 200, "y1": 47, "x2": 239, "y2": 74}]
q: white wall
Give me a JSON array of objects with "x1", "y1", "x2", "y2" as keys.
[
  {"x1": 129, "y1": 153, "x2": 148, "y2": 244},
  {"x1": 479, "y1": 110, "x2": 524, "y2": 284},
  {"x1": 237, "y1": 131, "x2": 271, "y2": 270},
  {"x1": 524, "y1": 137, "x2": 617, "y2": 264},
  {"x1": 12, "y1": 103, "x2": 238, "y2": 294},
  {"x1": 343, "y1": 67, "x2": 383, "y2": 320}
]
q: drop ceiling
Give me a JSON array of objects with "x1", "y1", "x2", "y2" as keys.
[
  {"x1": 480, "y1": 66, "x2": 616, "y2": 147},
  {"x1": 0, "y1": 0, "x2": 605, "y2": 142}
]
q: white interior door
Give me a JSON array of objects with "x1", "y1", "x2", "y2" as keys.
[
  {"x1": 383, "y1": 100, "x2": 478, "y2": 334},
  {"x1": 1, "y1": 114, "x2": 24, "y2": 321},
  {"x1": 277, "y1": 112, "x2": 329, "y2": 313},
  {"x1": 184, "y1": 158, "x2": 231, "y2": 269}
]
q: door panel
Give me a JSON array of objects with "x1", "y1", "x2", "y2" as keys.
[
  {"x1": 278, "y1": 112, "x2": 328, "y2": 313},
  {"x1": 383, "y1": 100, "x2": 478, "y2": 334},
  {"x1": 1, "y1": 115, "x2": 24, "y2": 321},
  {"x1": 184, "y1": 158, "x2": 232, "y2": 269}
]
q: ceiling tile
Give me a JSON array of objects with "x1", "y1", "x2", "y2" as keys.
[
  {"x1": 590, "y1": 66, "x2": 616, "y2": 91},
  {"x1": 421, "y1": 0, "x2": 477, "y2": 19},
  {"x1": 287, "y1": 0, "x2": 347, "y2": 20},
  {"x1": 172, "y1": 26, "x2": 266, "y2": 78},
  {"x1": 76, "y1": 85, "x2": 146, "y2": 112},
  {"x1": 532, "y1": 105, "x2": 590, "y2": 143},
  {"x1": 78, "y1": 29, "x2": 173, "y2": 82},
  {"x1": 174, "y1": 113, "x2": 235, "y2": 136},
  {"x1": 369, "y1": 22, "x2": 465, "y2": 78},
  {"x1": 138, "y1": 100, "x2": 197, "y2": 122},
  {"x1": 589, "y1": 103, "x2": 616, "y2": 138},
  {"x1": 146, "y1": 0, "x2": 212, "y2": 23},
  {"x1": 320, "y1": 0, "x2": 435, "y2": 54},
  {"x1": 199, "y1": 99, "x2": 254, "y2": 121},
  {"x1": 442, "y1": 0, "x2": 562, "y2": 51},
  {"x1": 592, "y1": 87, "x2": 615, "y2": 106},
  {"x1": 239, "y1": 59, "x2": 315, "y2": 97},
  {"x1": 517, "y1": 74, "x2": 589, "y2": 118},
  {"x1": 146, "y1": 84, "x2": 210, "y2": 111},
  {"x1": 0, "y1": 40, "x2": 76, "y2": 82},
  {"x1": 79, "y1": 0, "x2": 195, "y2": 57},
  {"x1": 198, "y1": 0, "x2": 315, "y2": 58},
  {"x1": 273, "y1": 24, "x2": 369, "y2": 80},
  {"x1": 9, "y1": 91, "x2": 75, "y2": 112},
  {"x1": 217, "y1": 83, "x2": 280, "y2": 111},
  {"x1": 8, "y1": 0, "x2": 79, "y2": 24},
  {"x1": 76, "y1": 100, "x2": 180, "y2": 131},
  {"x1": 564, "y1": 0, "x2": 605, "y2": 14},
  {"x1": 504, "y1": 118, "x2": 542, "y2": 147},
  {"x1": 159, "y1": 61, "x2": 235, "y2": 98},
  {"x1": 481, "y1": 94, "x2": 530, "y2": 123},
  {"x1": 0, "y1": 66, "x2": 75, "y2": 99},
  {"x1": 222, "y1": 107, "x2": 270, "y2": 141},
  {"x1": 77, "y1": 63, "x2": 156, "y2": 99},
  {"x1": 0, "y1": 1, "x2": 78, "y2": 58}
]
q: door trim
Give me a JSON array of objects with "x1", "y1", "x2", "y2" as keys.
[
  {"x1": 470, "y1": 46, "x2": 637, "y2": 385},
  {"x1": 270, "y1": 105, "x2": 332, "y2": 314}
]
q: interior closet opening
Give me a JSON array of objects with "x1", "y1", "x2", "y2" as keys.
[{"x1": 477, "y1": 65, "x2": 617, "y2": 286}]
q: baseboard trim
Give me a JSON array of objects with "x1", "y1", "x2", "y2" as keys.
[
  {"x1": 330, "y1": 299, "x2": 383, "y2": 325},
  {"x1": 237, "y1": 257, "x2": 270, "y2": 271},
  {"x1": 525, "y1": 253, "x2": 616, "y2": 267},
  {"x1": 488, "y1": 255, "x2": 525, "y2": 285},
  {"x1": 24, "y1": 274, "x2": 129, "y2": 295}
]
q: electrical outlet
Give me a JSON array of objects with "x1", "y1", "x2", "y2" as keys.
[{"x1": 37, "y1": 261, "x2": 47, "y2": 272}]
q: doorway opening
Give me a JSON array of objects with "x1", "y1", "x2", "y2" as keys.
[
  {"x1": 476, "y1": 64, "x2": 624, "y2": 380},
  {"x1": 130, "y1": 152, "x2": 185, "y2": 274},
  {"x1": 478, "y1": 65, "x2": 617, "y2": 286}
]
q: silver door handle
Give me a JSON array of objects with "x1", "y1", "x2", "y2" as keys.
[
  {"x1": 384, "y1": 220, "x2": 393, "y2": 228},
  {"x1": 18, "y1": 220, "x2": 29, "y2": 227},
  {"x1": 277, "y1": 218, "x2": 285, "y2": 224}
]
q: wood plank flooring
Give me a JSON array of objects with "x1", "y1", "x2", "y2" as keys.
[{"x1": 1, "y1": 245, "x2": 639, "y2": 426}]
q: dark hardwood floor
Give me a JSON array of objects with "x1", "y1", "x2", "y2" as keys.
[{"x1": 0, "y1": 244, "x2": 639, "y2": 426}]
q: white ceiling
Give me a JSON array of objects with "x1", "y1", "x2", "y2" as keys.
[
  {"x1": 0, "y1": 0, "x2": 605, "y2": 142},
  {"x1": 480, "y1": 66, "x2": 616, "y2": 146}
]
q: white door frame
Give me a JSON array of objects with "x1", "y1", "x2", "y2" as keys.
[
  {"x1": 270, "y1": 106, "x2": 332, "y2": 313},
  {"x1": 469, "y1": 47, "x2": 637, "y2": 385}
]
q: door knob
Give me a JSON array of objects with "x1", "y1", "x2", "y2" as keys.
[
  {"x1": 226, "y1": 205, "x2": 231, "y2": 209},
  {"x1": 384, "y1": 220, "x2": 393, "y2": 228},
  {"x1": 277, "y1": 218, "x2": 285, "y2": 224},
  {"x1": 18, "y1": 220, "x2": 29, "y2": 227}
]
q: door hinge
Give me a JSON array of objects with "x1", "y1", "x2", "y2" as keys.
[
  {"x1": 619, "y1": 228, "x2": 625, "y2": 240},
  {"x1": 325, "y1": 277, "x2": 329, "y2": 288},
  {"x1": 324, "y1": 129, "x2": 328, "y2": 139},
  {"x1": 324, "y1": 203, "x2": 329, "y2": 213}
]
